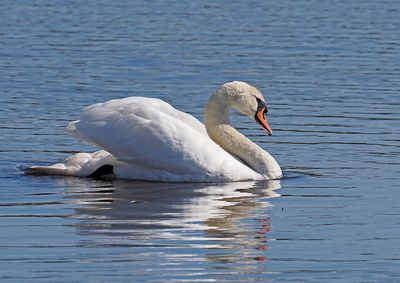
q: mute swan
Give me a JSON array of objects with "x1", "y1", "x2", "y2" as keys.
[{"x1": 27, "y1": 81, "x2": 282, "y2": 182}]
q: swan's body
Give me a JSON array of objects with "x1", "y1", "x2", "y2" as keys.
[{"x1": 27, "y1": 81, "x2": 282, "y2": 182}]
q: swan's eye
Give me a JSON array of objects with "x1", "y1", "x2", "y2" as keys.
[{"x1": 256, "y1": 97, "x2": 268, "y2": 113}]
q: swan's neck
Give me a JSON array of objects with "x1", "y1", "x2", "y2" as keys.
[{"x1": 204, "y1": 93, "x2": 282, "y2": 179}]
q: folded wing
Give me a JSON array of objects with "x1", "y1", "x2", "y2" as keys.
[{"x1": 66, "y1": 97, "x2": 259, "y2": 181}]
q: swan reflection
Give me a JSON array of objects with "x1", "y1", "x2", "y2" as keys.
[{"x1": 60, "y1": 178, "x2": 281, "y2": 263}]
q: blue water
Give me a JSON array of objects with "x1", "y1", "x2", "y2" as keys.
[{"x1": 1, "y1": 0, "x2": 399, "y2": 282}]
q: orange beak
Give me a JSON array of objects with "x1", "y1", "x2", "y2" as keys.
[{"x1": 255, "y1": 107, "x2": 272, "y2": 136}]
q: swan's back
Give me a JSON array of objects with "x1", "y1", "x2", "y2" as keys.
[{"x1": 66, "y1": 97, "x2": 261, "y2": 182}]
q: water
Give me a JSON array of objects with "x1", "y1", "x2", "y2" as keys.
[{"x1": 1, "y1": 0, "x2": 399, "y2": 282}]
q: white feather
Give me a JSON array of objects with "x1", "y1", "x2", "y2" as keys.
[{"x1": 28, "y1": 82, "x2": 282, "y2": 182}]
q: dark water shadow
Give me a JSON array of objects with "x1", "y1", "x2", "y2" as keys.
[{"x1": 282, "y1": 167, "x2": 324, "y2": 179}]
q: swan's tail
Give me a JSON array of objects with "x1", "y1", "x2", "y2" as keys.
[
  {"x1": 24, "y1": 150, "x2": 116, "y2": 178},
  {"x1": 25, "y1": 165, "x2": 73, "y2": 176}
]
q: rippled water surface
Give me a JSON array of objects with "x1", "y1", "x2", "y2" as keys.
[{"x1": 1, "y1": 0, "x2": 399, "y2": 282}]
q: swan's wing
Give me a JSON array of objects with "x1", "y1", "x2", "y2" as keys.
[{"x1": 66, "y1": 97, "x2": 259, "y2": 181}]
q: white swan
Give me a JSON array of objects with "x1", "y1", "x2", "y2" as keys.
[{"x1": 27, "y1": 81, "x2": 282, "y2": 182}]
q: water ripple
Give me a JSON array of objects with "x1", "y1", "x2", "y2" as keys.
[{"x1": 1, "y1": 0, "x2": 400, "y2": 281}]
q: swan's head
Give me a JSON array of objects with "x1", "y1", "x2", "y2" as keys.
[{"x1": 216, "y1": 81, "x2": 273, "y2": 135}]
